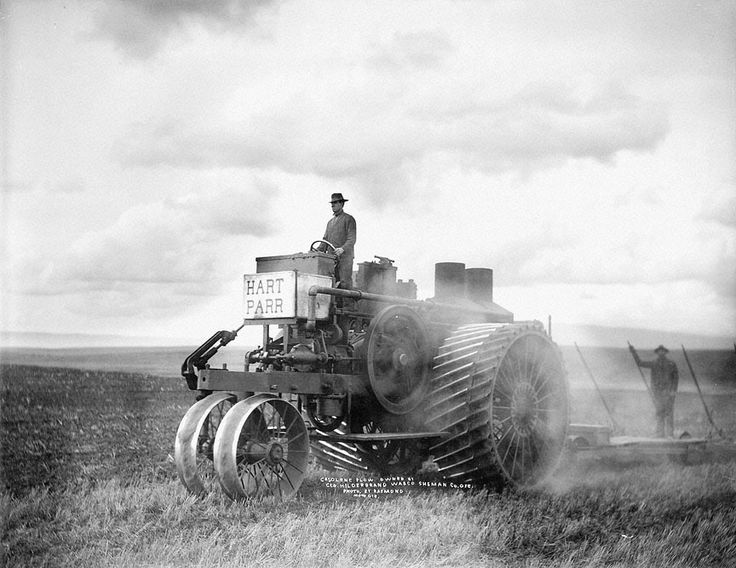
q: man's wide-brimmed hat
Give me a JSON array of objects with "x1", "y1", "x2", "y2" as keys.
[
  {"x1": 329, "y1": 193, "x2": 348, "y2": 203},
  {"x1": 654, "y1": 345, "x2": 669, "y2": 354}
]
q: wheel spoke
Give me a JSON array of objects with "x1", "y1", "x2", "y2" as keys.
[
  {"x1": 241, "y1": 461, "x2": 261, "y2": 485},
  {"x1": 495, "y1": 372, "x2": 516, "y2": 398},
  {"x1": 255, "y1": 461, "x2": 274, "y2": 494},
  {"x1": 520, "y1": 435, "x2": 527, "y2": 481},
  {"x1": 281, "y1": 465, "x2": 296, "y2": 491},
  {"x1": 495, "y1": 420, "x2": 515, "y2": 446},
  {"x1": 281, "y1": 456, "x2": 306, "y2": 475},
  {"x1": 535, "y1": 389, "x2": 558, "y2": 405},
  {"x1": 493, "y1": 415, "x2": 512, "y2": 427},
  {"x1": 531, "y1": 369, "x2": 554, "y2": 394},
  {"x1": 527, "y1": 348, "x2": 543, "y2": 386},
  {"x1": 286, "y1": 429, "x2": 308, "y2": 446},
  {"x1": 501, "y1": 428, "x2": 518, "y2": 468},
  {"x1": 509, "y1": 431, "x2": 521, "y2": 479}
]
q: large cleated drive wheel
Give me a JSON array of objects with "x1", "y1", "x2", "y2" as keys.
[
  {"x1": 426, "y1": 322, "x2": 568, "y2": 488},
  {"x1": 175, "y1": 392, "x2": 237, "y2": 496},
  {"x1": 214, "y1": 394, "x2": 310, "y2": 501}
]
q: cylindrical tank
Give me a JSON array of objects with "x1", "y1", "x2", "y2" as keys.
[
  {"x1": 434, "y1": 262, "x2": 466, "y2": 300},
  {"x1": 465, "y1": 268, "x2": 493, "y2": 304},
  {"x1": 357, "y1": 261, "x2": 397, "y2": 296}
]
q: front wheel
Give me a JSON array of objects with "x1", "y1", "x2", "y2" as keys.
[
  {"x1": 174, "y1": 392, "x2": 236, "y2": 496},
  {"x1": 214, "y1": 394, "x2": 310, "y2": 501}
]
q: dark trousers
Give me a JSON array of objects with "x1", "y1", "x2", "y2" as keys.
[
  {"x1": 336, "y1": 257, "x2": 353, "y2": 289},
  {"x1": 654, "y1": 393, "x2": 675, "y2": 438}
]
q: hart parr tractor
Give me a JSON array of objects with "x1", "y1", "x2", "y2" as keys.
[{"x1": 174, "y1": 242, "x2": 569, "y2": 501}]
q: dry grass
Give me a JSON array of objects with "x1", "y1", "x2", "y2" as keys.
[
  {"x1": 3, "y1": 462, "x2": 735, "y2": 568},
  {"x1": 2, "y1": 362, "x2": 736, "y2": 567}
]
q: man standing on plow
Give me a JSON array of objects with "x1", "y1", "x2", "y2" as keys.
[
  {"x1": 629, "y1": 344, "x2": 679, "y2": 438},
  {"x1": 321, "y1": 193, "x2": 356, "y2": 290}
]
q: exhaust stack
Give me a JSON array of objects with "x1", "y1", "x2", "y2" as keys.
[
  {"x1": 434, "y1": 262, "x2": 466, "y2": 300},
  {"x1": 465, "y1": 268, "x2": 493, "y2": 304}
]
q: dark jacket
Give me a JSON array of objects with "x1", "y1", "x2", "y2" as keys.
[
  {"x1": 634, "y1": 355, "x2": 679, "y2": 396},
  {"x1": 323, "y1": 211, "x2": 356, "y2": 258}
]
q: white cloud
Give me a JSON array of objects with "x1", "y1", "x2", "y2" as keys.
[
  {"x1": 116, "y1": 80, "x2": 668, "y2": 211},
  {"x1": 20, "y1": 181, "x2": 278, "y2": 296},
  {"x1": 367, "y1": 30, "x2": 454, "y2": 70},
  {"x1": 483, "y1": 181, "x2": 735, "y2": 296},
  {"x1": 699, "y1": 185, "x2": 736, "y2": 228},
  {"x1": 91, "y1": 0, "x2": 282, "y2": 58}
]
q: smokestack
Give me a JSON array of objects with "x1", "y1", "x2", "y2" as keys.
[
  {"x1": 434, "y1": 262, "x2": 466, "y2": 300},
  {"x1": 465, "y1": 268, "x2": 493, "y2": 304}
]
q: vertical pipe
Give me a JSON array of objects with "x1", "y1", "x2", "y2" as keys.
[
  {"x1": 465, "y1": 268, "x2": 493, "y2": 303},
  {"x1": 434, "y1": 262, "x2": 466, "y2": 300}
]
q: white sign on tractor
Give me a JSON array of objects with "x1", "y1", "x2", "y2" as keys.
[{"x1": 243, "y1": 271, "x2": 332, "y2": 321}]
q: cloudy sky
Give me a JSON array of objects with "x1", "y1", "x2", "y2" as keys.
[{"x1": 1, "y1": 0, "x2": 734, "y2": 348}]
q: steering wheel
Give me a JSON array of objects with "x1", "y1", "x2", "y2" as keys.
[{"x1": 310, "y1": 240, "x2": 337, "y2": 254}]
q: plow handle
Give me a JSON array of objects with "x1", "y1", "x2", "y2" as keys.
[
  {"x1": 627, "y1": 341, "x2": 656, "y2": 406},
  {"x1": 681, "y1": 345, "x2": 722, "y2": 437},
  {"x1": 575, "y1": 343, "x2": 617, "y2": 431}
]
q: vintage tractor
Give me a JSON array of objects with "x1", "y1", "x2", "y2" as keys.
[{"x1": 174, "y1": 242, "x2": 569, "y2": 501}]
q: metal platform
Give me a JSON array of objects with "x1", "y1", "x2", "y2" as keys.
[
  {"x1": 311, "y1": 431, "x2": 450, "y2": 442},
  {"x1": 595, "y1": 436, "x2": 708, "y2": 457},
  {"x1": 567, "y1": 423, "x2": 709, "y2": 460}
]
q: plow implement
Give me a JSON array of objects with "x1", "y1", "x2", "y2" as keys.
[
  {"x1": 567, "y1": 423, "x2": 710, "y2": 463},
  {"x1": 567, "y1": 343, "x2": 734, "y2": 464}
]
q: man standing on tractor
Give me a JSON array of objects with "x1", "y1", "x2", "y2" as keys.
[
  {"x1": 322, "y1": 193, "x2": 356, "y2": 289},
  {"x1": 629, "y1": 344, "x2": 679, "y2": 438}
]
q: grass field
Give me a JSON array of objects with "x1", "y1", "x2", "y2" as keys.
[{"x1": 2, "y1": 354, "x2": 736, "y2": 567}]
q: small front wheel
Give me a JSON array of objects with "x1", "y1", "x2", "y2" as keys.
[
  {"x1": 214, "y1": 395, "x2": 309, "y2": 501},
  {"x1": 175, "y1": 392, "x2": 236, "y2": 496}
]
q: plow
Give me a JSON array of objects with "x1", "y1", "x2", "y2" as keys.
[
  {"x1": 174, "y1": 242, "x2": 569, "y2": 501},
  {"x1": 566, "y1": 344, "x2": 733, "y2": 464}
]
